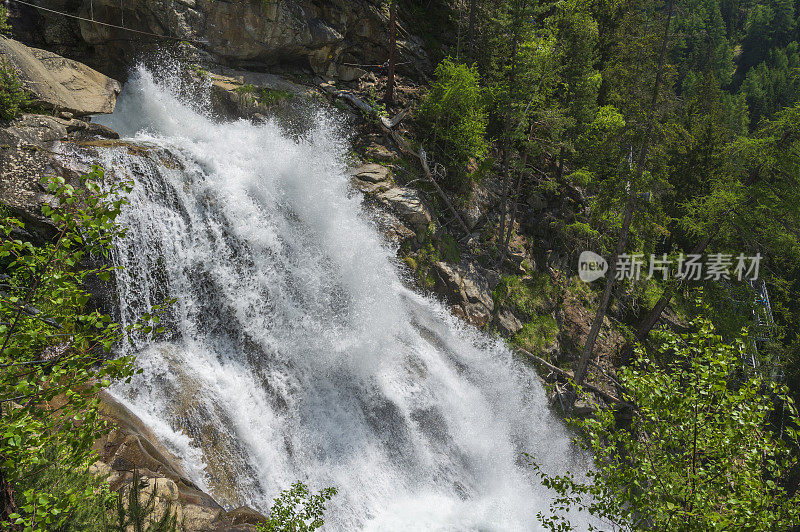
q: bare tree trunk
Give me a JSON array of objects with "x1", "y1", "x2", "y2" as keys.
[
  {"x1": 500, "y1": 168, "x2": 524, "y2": 263},
  {"x1": 0, "y1": 466, "x2": 17, "y2": 523},
  {"x1": 496, "y1": 0, "x2": 526, "y2": 267},
  {"x1": 569, "y1": 0, "x2": 676, "y2": 404},
  {"x1": 497, "y1": 148, "x2": 511, "y2": 261},
  {"x1": 385, "y1": 0, "x2": 396, "y2": 104},
  {"x1": 500, "y1": 123, "x2": 534, "y2": 266},
  {"x1": 556, "y1": 146, "x2": 565, "y2": 182},
  {"x1": 468, "y1": 0, "x2": 477, "y2": 61}
]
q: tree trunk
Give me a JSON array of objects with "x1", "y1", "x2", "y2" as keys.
[
  {"x1": 496, "y1": 0, "x2": 526, "y2": 266},
  {"x1": 500, "y1": 168, "x2": 524, "y2": 265},
  {"x1": 556, "y1": 146, "x2": 565, "y2": 182},
  {"x1": 468, "y1": 0, "x2": 477, "y2": 61},
  {"x1": 620, "y1": 234, "x2": 714, "y2": 363},
  {"x1": 569, "y1": 0, "x2": 676, "y2": 405},
  {"x1": 497, "y1": 148, "x2": 511, "y2": 262},
  {"x1": 385, "y1": 1, "x2": 396, "y2": 104},
  {"x1": 0, "y1": 466, "x2": 17, "y2": 523},
  {"x1": 500, "y1": 123, "x2": 534, "y2": 266}
]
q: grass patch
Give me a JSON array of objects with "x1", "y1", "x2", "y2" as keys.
[
  {"x1": 493, "y1": 272, "x2": 556, "y2": 319},
  {"x1": 513, "y1": 314, "x2": 559, "y2": 352},
  {"x1": 439, "y1": 231, "x2": 461, "y2": 264},
  {"x1": 235, "y1": 84, "x2": 295, "y2": 106},
  {"x1": 566, "y1": 275, "x2": 596, "y2": 309}
]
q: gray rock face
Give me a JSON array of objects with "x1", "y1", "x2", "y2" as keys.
[
  {"x1": 0, "y1": 37, "x2": 120, "y2": 116},
  {"x1": 432, "y1": 261, "x2": 496, "y2": 328},
  {"x1": 0, "y1": 114, "x2": 114, "y2": 238},
  {"x1": 95, "y1": 391, "x2": 268, "y2": 531},
  {"x1": 353, "y1": 163, "x2": 390, "y2": 183},
  {"x1": 11, "y1": 0, "x2": 429, "y2": 80},
  {"x1": 496, "y1": 309, "x2": 523, "y2": 336},
  {"x1": 376, "y1": 186, "x2": 433, "y2": 231}
]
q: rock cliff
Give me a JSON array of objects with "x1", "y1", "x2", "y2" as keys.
[{"x1": 8, "y1": 0, "x2": 429, "y2": 80}]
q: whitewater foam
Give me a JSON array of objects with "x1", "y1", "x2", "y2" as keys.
[{"x1": 86, "y1": 66, "x2": 591, "y2": 531}]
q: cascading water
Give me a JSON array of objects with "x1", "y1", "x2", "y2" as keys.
[{"x1": 82, "y1": 66, "x2": 591, "y2": 531}]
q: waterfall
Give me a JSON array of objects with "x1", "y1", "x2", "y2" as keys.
[{"x1": 87, "y1": 66, "x2": 591, "y2": 531}]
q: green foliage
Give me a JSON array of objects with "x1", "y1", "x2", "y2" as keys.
[
  {"x1": 493, "y1": 273, "x2": 555, "y2": 319},
  {"x1": 0, "y1": 59, "x2": 29, "y2": 121},
  {"x1": 439, "y1": 230, "x2": 460, "y2": 264},
  {"x1": 0, "y1": 4, "x2": 9, "y2": 35},
  {"x1": 740, "y1": 41, "x2": 800, "y2": 127},
  {"x1": 418, "y1": 58, "x2": 488, "y2": 189},
  {"x1": 513, "y1": 314, "x2": 558, "y2": 352},
  {"x1": 408, "y1": 224, "x2": 440, "y2": 290},
  {"x1": 12, "y1": 448, "x2": 120, "y2": 531},
  {"x1": 531, "y1": 316, "x2": 800, "y2": 531},
  {"x1": 0, "y1": 168, "x2": 165, "y2": 531},
  {"x1": 257, "y1": 481, "x2": 337, "y2": 532},
  {"x1": 235, "y1": 84, "x2": 294, "y2": 106},
  {"x1": 114, "y1": 471, "x2": 178, "y2": 532}
]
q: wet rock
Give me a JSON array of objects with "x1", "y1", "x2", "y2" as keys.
[
  {"x1": 0, "y1": 113, "x2": 124, "y2": 239},
  {"x1": 223, "y1": 506, "x2": 270, "y2": 527},
  {"x1": 0, "y1": 37, "x2": 120, "y2": 116},
  {"x1": 206, "y1": 69, "x2": 310, "y2": 121},
  {"x1": 94, "y1": 391, "x2": 267, "y2": 531}
]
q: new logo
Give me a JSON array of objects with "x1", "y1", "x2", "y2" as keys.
[{"x1": 579, "y1": 251, "x2": 608, "y2": 282}]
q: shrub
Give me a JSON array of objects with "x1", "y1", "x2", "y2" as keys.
[
  {"x1": 0, "y1": 4, "x2": 9, "y2": 35},
  {"x1": 115, "y1": 471, "x2": 179, "y2": 531},
  {"x1": 439, "y1": 230, "x2": 461, "y2": 264},
  {"x1": 531, "y1": 316, "x2": 800, "y2": 531},
  {"x1": 0, "y1": 168, "x2": 165, "y2": 531},
  {"x1": 417, "y1": 58, "x2": 488, "y2": 190},
  {"x1": 257, "y1": 481, "x2": 337, "y2": 532},
  {"x1": 0, "y1": 59, "x2": 28, "y2": 121}
]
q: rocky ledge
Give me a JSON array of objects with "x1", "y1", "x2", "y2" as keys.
[{"x1": 93, "y1": 391, "x2": 268, "y2": 531}]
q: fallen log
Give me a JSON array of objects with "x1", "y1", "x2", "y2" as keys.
[{"x1": 516, "y1": 347, "x2": 631, "y2": 408}]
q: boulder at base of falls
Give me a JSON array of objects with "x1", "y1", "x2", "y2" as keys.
[
  {"x1": 0, "y1": 37, "x2": 120, "y2": 116},
  {"x1": 94, "y1": 391, "x2": 269, "y2": 531}
]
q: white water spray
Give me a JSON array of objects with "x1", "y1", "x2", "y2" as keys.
[{"x1": 88, "y1": 66, "x2": 590, "y2": 531}]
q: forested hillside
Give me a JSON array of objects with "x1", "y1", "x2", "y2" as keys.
[
  {"x1": 1, "y1": 0, "x2": 800, "y2": 529},
  {"x1": 403, "y1": 0, "x2": 800, "y2": 392}
]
